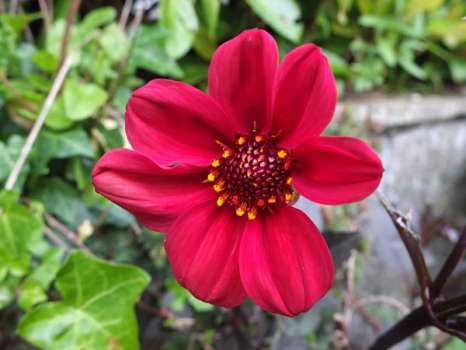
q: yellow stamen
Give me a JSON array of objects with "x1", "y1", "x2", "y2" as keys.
[
  {"x1": 211, "y1": 159, "x2": 221, "y2": 168},
  {"x1": 268, "y1": 195, "x2": 277, "y2": 204},
  {"x1": 255, "y1": 135, "x2": 265, "y2": 143},
  {"x1": 207, "y1": 171, "x2": 217, "y2": 182},
  {"x1": 286, "y1": 176, "x2": 293, "y2": 185},
  {"x1": 236, "y1": 206, "x2": 246, "y2": 217},
  {"x1": 216, "y1": 194, "x2": 228, "y2": 207},
  {"x1": 285, "y1": 192, "x2": 293, "y2": 202},
  {"x1": 277, "y1": 150, "x2": 288, "y2": 159},
  {"x1": 236, "y1": 136, "x2": 247, "y2": 145},
  {"x1": 213, "y1": 180, "x2": 225, "y2": 192},
  {"x1": 247, "y1": 208, "x2": 257, "y2": 220},
  {"x1": 222, "y1": 149, "x2": 233, "y2": 158}
]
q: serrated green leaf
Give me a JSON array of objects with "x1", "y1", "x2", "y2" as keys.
[
  {"x1": 63, "y1": 79, "x2": 108, "y2": 120},
  {"x1": 18, "y1": 251, "x2": 150, "y2": 350},
  {"x1": 245, "y1": 0, "x2": 303, "y2": 43},
  {"x1": 160, "y1": 0, "x2": 199, "y2": 58}
]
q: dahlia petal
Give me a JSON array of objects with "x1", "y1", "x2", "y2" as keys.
[
  {"x1": 208, "y1": 29, "x2": 278, "y2": 134},
  {"x1": 165, "y1": 202, "x2": 247, "y2": 307},
  {"x1": 272, "y1": 44, "x2": 337, "y2": 148},
  {"x1": 126, "y1": 79, "x2": 235, "y2": 168},
  {"x1": 239, "y1": 206, "x2": 334, "y2": 316},
  {"x1": 92, "y1": 149, "x2": 214, "y2": 232},
  {"x1": 292, "y1": 136, "x2": 383, "y2": 205}
]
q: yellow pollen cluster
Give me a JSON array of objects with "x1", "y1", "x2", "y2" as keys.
[{"x1": 206, "y1": 134, "x2": 297, "y2": 220}]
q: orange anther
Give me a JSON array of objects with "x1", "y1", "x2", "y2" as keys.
[
  {"x1": 222, "y1": 149, "x2": 233, "y2": 158},
  {"x1": 286, "y1": 176, "x2": 293, "y2": 185},
  {"x1": 216, "y1": 194, "x2": 228, "y2": 207},
  {"x1": 207, "y1": 171, "x2": 217, "y2": 182},
  {"x1": 236, "y1": 206, "x2": 246, "y2": 217},
  {"x1": 213, "y1": 180, "x2": 225, "y2": 192},
  {"x1": 256, "y1": 199, "x2": 266, "y2": 207},
  {"x1": 285, "y1": 192, "x2": 293, "y2": 202},
  {"x1": 247, "y1": 207, "x2": 257, "y2": 220},
  {"x1": 267, "y1": 195, "x2": 277, "y2": 204},
  {"x1": 255, "y1": 135, "x2": 265, "y2": 143},
  {"x1": 277, "y1": 150, "x2": 288, "y2": 159},
  {"x1": 236, "y1": 136, "x2": 247, "y2": 145},
  {"x1": 211, "y1": 159, "x2": 221, "y2": 168}
]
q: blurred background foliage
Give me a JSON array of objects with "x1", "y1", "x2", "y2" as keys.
[{"x1": 0, "y1": 0, "x2": 465, "y2": 349}]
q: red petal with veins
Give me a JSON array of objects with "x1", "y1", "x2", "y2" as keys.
[
  {"x1": 239, "y1": 206, "x2": 334, "y2": 316},
  {"x1": 92, "y1": 149, "x2": 214, "y2": 232},
  {"x1": 292, "y1": 136, "x2": 383, "y2": 205},
  {"x1": 165, "y1": 202, "x2": 247, "y2": 307},
  {"x1": 126, "y1": 79, "x2": 235, "y2": 168},
  {"x1": 208, "y1": 29, "x2": 278, "y2": 134},
  {"x1": 272, "y1": 44, "x2": 337, "y2": 148}
]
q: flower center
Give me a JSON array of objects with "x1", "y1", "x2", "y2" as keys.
[{"x1": 207, "y1": 133, "x2": 296, "y2": 220}]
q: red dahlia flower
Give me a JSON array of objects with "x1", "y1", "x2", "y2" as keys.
[{"x1": 92, "y1": 29, "x2": 383, "y2": 316}]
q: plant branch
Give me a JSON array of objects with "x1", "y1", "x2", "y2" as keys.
[
  {"x1": 377, "y1": 192, "x2": 432, "y2": 290},
  {"x1": 430, "y1": 228, "x2": 466, "y2": 299},
  {"x1": 369, "y1": 294, "x2": 466, "y2": 349},
  {"x1": 43, "y1": 226, "x2": 70, "y2": 252},
  {"x1": 369, "y1": 193, "x2": 466, "y2": 349},
  {"x1": 4, "y1": 56, "x2": 72, "y2": 191},
  {"x1": 38, "y1": 0, "x2": 51, "y2": 32},
  {"x1": 44, "y1": 213, "x2": 93, "y2": 255},
  {"x1": 58, "y1": 0, "x2": 81, "y2": 66}
]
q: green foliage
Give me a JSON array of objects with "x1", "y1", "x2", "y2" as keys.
[
  {"x1": 18, "y1": 251, "x2": 150, "y2": 350},
  {"x1": 245, "y1": 0, "x2": 304, "y2": 43},
  {"x1": 0, "y1": 1, "x2": 464, "y2": 349}
]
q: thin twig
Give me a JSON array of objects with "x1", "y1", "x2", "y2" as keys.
[
  {"x1": 58, "y1": 0, "x2": 81, "y2": 66},
  {"x1": 9, "y1": 0, "x2": 18, "y2": 13},
  {"x1": 4, "y1": 56, "x2": 72, "y2": 190},
  {"x1": 369, "y1": 294, "x2": 466, "y2": 349},
  {"x1": 377, "y1": 192, "x2": 432, "y2": 291},
  {"x1": 430, "y1": 228, "x2": 466, "y2": 299},
  {"x1": 356, "y1": 307, "x2": 382, "y2": 333},
  {"x1": 38, "y1": 0, "x2": 51, "y2": 32},
  {"x1": 119, "y1": 0, "x2": 133, "y2": 29},
  {"x1": 352, "y1": 295, "x2": 410, "y2": 315},
  {"x1": 43, "y1": 226, "x2": 70, "y2": 252},
  {"x1": 44, "y1": 213, "x2": 93, "y2": 255}
]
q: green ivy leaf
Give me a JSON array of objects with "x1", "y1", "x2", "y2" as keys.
[
  {"x1": 18, "y1": 251, "x2": 150, "y2": 350},
  {"x1": 245, "y1": 0, "x2": 303, "y2": 43},
  {"x1": 30, "y1": 177, "x2": 90, "y2": 227},
  {"x1": 43, "y1": 96, "x2": 74, "y2": 130},
  {"x1": 18, "y1": 248, "x2": 64, "y2": 310},
  {"x1": 160, "y1": 0, "x2": 199, "y2": 58},
  {"x1": 63, "y1": 78, "x2": 108, "y2": 120},
  {"x1": 0, "y1": 191, "x2": 43, "y2": 278}
]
